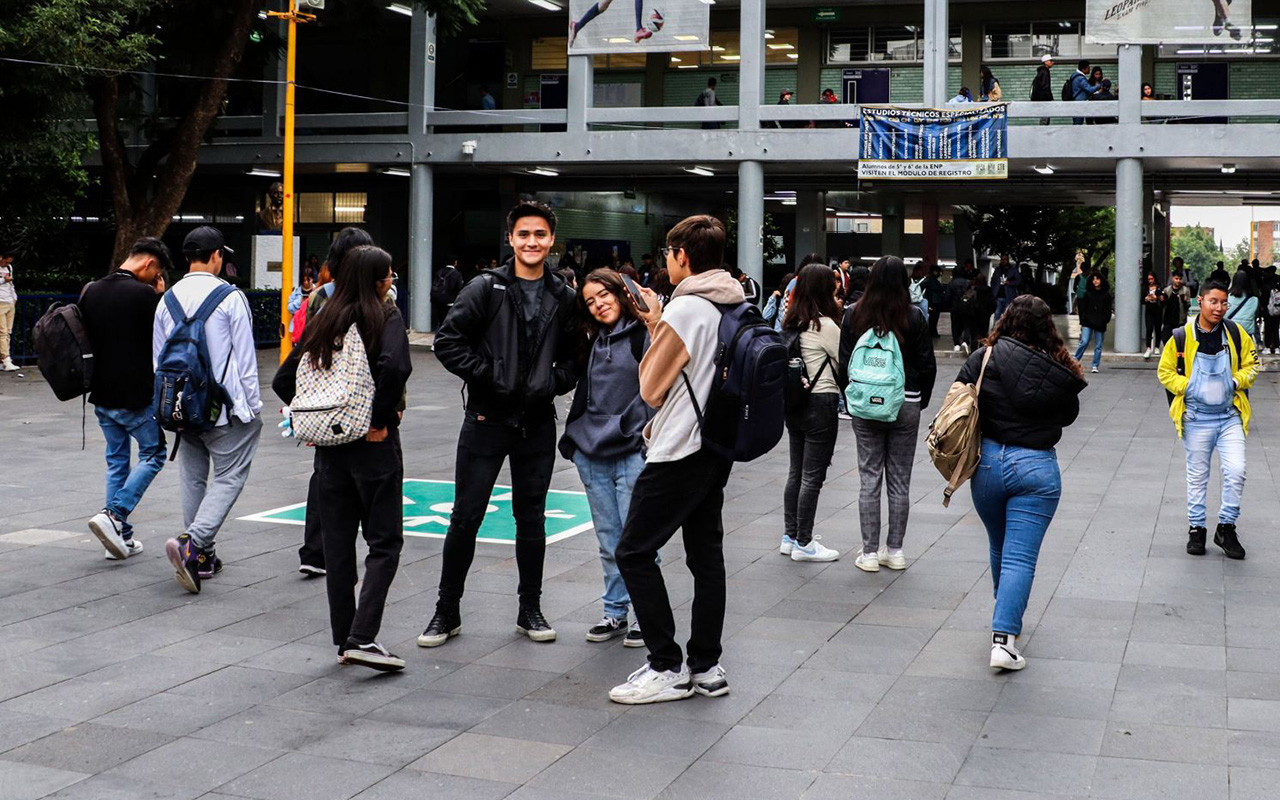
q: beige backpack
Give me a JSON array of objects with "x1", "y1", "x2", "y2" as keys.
[{"x1": 926, "y1": 346, "x2": 993, "y2": 507}]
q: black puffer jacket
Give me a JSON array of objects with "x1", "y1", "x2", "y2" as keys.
[
  {"x1": 434, "y1": 261, "x2": 579, "y2": 426},
  {"x1": 838, "y1": 303, "x2": 938, "y2": 408},
  {"x1": 955, "y1": 337, "x2": 1086, "y2": 450},
  {"x1": 1077, "y1": 281, "x2": 1113, "y2": 331}
]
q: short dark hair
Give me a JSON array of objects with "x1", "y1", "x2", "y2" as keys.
[
  {"x1": 666, "y1": 215, "x2": 726, "y2": 274},
  {"x1": 1201, "y1": 280, "x2": 1229, "y2": 297},
  {"x1": 1078, "y1": 59, "x2": 1090, "y2": 71},
  {"x1": 129, "y1": 237, "x2": 173, "y2": 274},
  {"x1": 707, "y1": 78, "x2": 717, "y2": 88},
  {"x1": 506, "y1": 200, "x2": 557, "y2": 235},
  {"x1": 326, "y1": 227, "x2": 374, "y2": 282}
]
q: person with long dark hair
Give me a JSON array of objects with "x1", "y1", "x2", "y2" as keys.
[
  {"x1": 272, "y1": 245, "x2": 413, "y2": 671},
  {"x1": 1142, "y1": 272, "x2": 1166, "y2": 359},
  {"x1": 560, "y1": 268, "x2": 654, "y2": 646},
  {"x1": 955, "y1": 295, "x2": 1086, "y2": 670},
  {"x1": 839, "y1": 256, "x2": 937, "y2": 572},
  {"x1": 1074, "y1": 271, "x2": 1111, "y2": 373},
  {"x1": 779, "y1": 264, "x2": 843, "y2": 562},
  {"x1": 979, "y1": 65, "x2": 1002, "y2": 102},
  {"x1": 762, "y1": 272, "x2": 795, "y2": 329},
  {"x1": 1226, "y1": 269, "x2": 1258, "y2": 341}
]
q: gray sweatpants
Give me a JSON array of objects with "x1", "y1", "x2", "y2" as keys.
[
  {"x1": 179, "y1": 416, "x2": 263, "y2": 549},
  {"x1": 851, "y1": 401, "x2": 921, "y2": 554}
]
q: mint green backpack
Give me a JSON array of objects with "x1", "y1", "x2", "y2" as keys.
[{"x1": 844, "y1": 327, "x2": 906, "y2": 423}]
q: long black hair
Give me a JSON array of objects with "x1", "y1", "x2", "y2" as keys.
[
  {"x1": 298, "y1": 245, "x2": 392, "y2": 370},
  {"x1": 783, "y1": 263, "x2": 841, "y2": 332},
  {"x1": 1229, "y1": 269, "x2": 1250, "y2": 298},
  {"x1": 578, "y1": 268, "x2": 637, "y2": 339},
  {"x1": 847, "y1": 256, "x2": 912, "y2": 348}
]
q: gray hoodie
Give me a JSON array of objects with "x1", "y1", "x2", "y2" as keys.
[{"x1": 559, "y1": 318, "x2": 653, "y2": 460}]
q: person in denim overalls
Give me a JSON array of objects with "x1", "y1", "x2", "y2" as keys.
[{"x1": 1158, "y1": 280, "x2": 1260, "y2": 560}]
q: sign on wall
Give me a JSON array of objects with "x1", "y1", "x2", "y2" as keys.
[
  {"x1": 567, "y1": 0, "x2": 710, "y2": 55},
  {"x1": 1086, "y1": 0, "x2": 1252, "y2": 44},
  {"x1": 858, "y1": 104, "x2": 1009, "y2": 181}
]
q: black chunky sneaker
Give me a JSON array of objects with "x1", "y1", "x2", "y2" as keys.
[
  {"x1": 1187, "y1": 525, "x2": 1208, "y2": 556},
  {"x1": 586, "y1": 616, "x2": 628, "y2": 643},
  {"x1": 1214, "y1": 523, "x2": 1247, "y2": 560},
  {"x1": 516, "y1": 607, "x2": 557, "y2": 642},
  {"x1": 416, "y1": 606, "x2": 461, "y2": 648}
]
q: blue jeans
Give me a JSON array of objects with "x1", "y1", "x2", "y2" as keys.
[
  {"x1": 1074, "y1": 326, "x2": 1104, "y2": 369},
  {"x1": 1182, "y1": 410, "x2": 1245, "y2": 527},
  {"x1": 95, "y1": 406, "x2": 166, "y2": 538},
  {"x1": 994, "y1": 297, "x2": 1010, "y2": 321},
  {"x1": 970, "y1": 439, "x2": 1061, "y2": 636},
  {"x1": 573, "y1": 450, "x2": 646, "y2": 620}
]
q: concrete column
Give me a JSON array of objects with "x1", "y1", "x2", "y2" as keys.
[
  {"x1": 1115, "y1": 158, "x2": 1143, "y2": 353},
  {"x1": 737, "y1": 161, "x2": 765, "y2": 285},
  {"x1": 960, "y1": 20, "x2": 982, "y2": 100},
  {"x1": 409, "y1": 163, "x2": 434, "y2": 332},
  {"x1": 797, "y1": 26, "x2": 822, "y2": 103},
  {"x1": 568, "y1": 55, "x2": 593, "y2": 133},
  {"x1": 882, "y1": 213, "x2": 904, "y2": 258},
  {"x1": 1152, "y1": 199, "x2": 1170, "y2": 282},
  {"x1": 921, "y1": 201, "x2": 939, "y2": 266},
  {"x1": 1118, "y1": 43, "x2": 1141, "y2": 125},
  {"x1": 409, "y1": 9, "x2": 436, "y2": 135},
  {"x1": 923, "y1": 0, "x2": 949, "y2": 106},
  {"x1": 739, "y1": 0, "x2": 764, "y2": 130},
  {"x1": 795, "y1": 192, "x2": 825, "y2": 261},
  {"x1": 644, "y1": 52, "x2": 666, "y2": 108}
]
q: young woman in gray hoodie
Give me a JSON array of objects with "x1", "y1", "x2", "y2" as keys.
[{"x1": 559, "y1": 268, "x2": 654, "y2": 647}]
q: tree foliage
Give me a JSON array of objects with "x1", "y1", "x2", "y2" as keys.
[
  {"x1": 1171, "y1": 225, "x2": 1220, "y2": 281},
  {"x1": 964, "y1": 205, "x2": 1116, "y2": 285}
]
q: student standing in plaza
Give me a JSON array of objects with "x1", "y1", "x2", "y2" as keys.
[
  {"x1": 154, "y1": 227, "x2": 263, "y2": 594},
  {"x1": 1162, "y1": 271, "x2": 1192, "y2": 341},
  {"x1": 779, "y1": 263, "x2": 843, "y2": 563},
  {"x1": 948, "y1": 260, "x2": 975, "y2": 354},
  {"x1": 1074, "y1": 271, "x2": 1111, "y2": 374},
  {"x1": 1143, "y1": 272, "x2": 1166, "y2": 359},
  {"x1": 609, "y1": 215, "x2": 740, "y2": 705},
  {"x1": 0, "y1": 250, "x2": 17, "y2": 371},
  {"x1": 1158, "y1": 280, "x2": 1258, "y2": 561},
  {"x1": 79, "y1": 238, "x2": 171, "y2": 560},
  {"x1": 273, "y1": 245, "x2": 413, "y2": 671},
  {"x1": 991, "y1": 254, "x2": 1020, "y2": 321},
  {"x1": 1227, "y1": 270, "x2": 1259, "y2": 341},
  {"x1": 420, "y1": 201, "x2": 579, "y2": 647},
  {"x1": 959, "y1": 295, "x2": 1086, "y2": 670},
  {"x1": 560, "y1": 268, "x2": 654, "y2": 647},
  {"x1": 840, "y1": 256, "x2": 936, "y2": 573}
]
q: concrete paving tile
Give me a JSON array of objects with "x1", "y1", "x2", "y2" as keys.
[
  {"x1": 469, "y1": 700, "x2": 615, "y2": 747},
  {"x1": 4, "y1": 722, "x2": 172, "y2": 774},
  {"x1": 1, "y1": 677, "x2": 154, "y2": 723},
  {"x1": 266, "y1": 675, "x2": 416, "y2": 717},
  {"x1": 408, "y1": 732, "x2": 570, "y2": 784},
  {"x1": 1110, "y1": 689, "x2": 1229, "y2": 728},
  {"x1": 38, "y1": 772, "x2": 203, "y2": 800},
  {"x1": 703, "y1": 724, "x2": 842, "y2": 771},
  {"x1": 166, "y1": 666, "x2": 314, "y2": 704},
  {"x1": 1228, "y1": 730, "x2": 1280, "y2": 769},
  {"x1": 105, "y1": 737, "x2": 282, "y2": 794},
  {"x1": 528, "y1": 745, "x2": 695, "y2": 799},
  {"x1": 857, "y1": 702, "x2": 989, "y2": 746},
  {"x1": 427, "y1": 663, "x2": 560, "y2": 700},
  {"x1": 1090, "y1": 756, "x2": 1227, "y2": 800},
  {"x1": 298, "y1": 719, "x2": 457, "y2": 767},
  {"x1": 1228, "y1": 699, "x2": 1280, "y2": 732},
  {"x1": 583, "y1": 712, "x2": 729, "y2": 758},
  {"x1": 801, "y1": 773, "x2": 948, "y2": 800},
  {"x1": 1103, "y1": 722, "x2": 1229, "y2": 764},
  {"x1": 92, "y1": 691, "x2": 256, "y2": 737},
  {"x1": 975, "y1": 712, "x2": 1106, "y2": 755},
  {"x1": 741, "y1": 694, "x2": 874, "y2": 736},
  {"x1": 350, "y1": 770, "x2": 517, "y2": 800},
  {"x1": 1124, "y1": 641, "x2": 1227, "y2": 671},
  {"x1": 826, "y1": 736, "x2": 966, "y2": 783},
  {"x1": 363, "y1": 689, "x2": 512, "y2": 730},
  {"x1": 192, "y1": 705, "x2": 347, "y2": 751},
  {"x1": 0, "y1": 760, "x2": 89, "y2": 800},
  {"x1": 1228, "y1": 766, "x2": 1280, "y2": 800},
  {"x1": 654, "y1": 760, "x2": 816, "y2": 800},
  {"x1": 953, "y1": 747, "x2": 1096, "y2": 795},
  {"x1": 879, "y1": 675, "x2": 1003, "y2": 712},
  {"x1": 772, "y1": 668, "x2": 895, "y2": 704},
  {"x1": 214, "y1": 752, "x2": 396, "y2": 800}
]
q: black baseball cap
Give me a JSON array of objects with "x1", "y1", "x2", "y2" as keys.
[{"x1": 182, "y1": 226, "x2": 233, "y2": 257}]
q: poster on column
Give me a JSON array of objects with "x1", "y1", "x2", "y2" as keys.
[
  {"x1": 857, "y1": 104, "x2": 1009, "y2": 181},
  {"x1": 1085, "y1": 0, "x2": 1252, "y2": 44},
  {"x1": 567, "y1": 0, "x2": 710, "y2": 55}
]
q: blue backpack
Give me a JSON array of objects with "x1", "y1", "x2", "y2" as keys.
[
  {"x1": 154, "y1": 284, "x2": 237, "y2": 455},
  {"x1": 844, "y1": 327, "x2": 906, "y2": 422},
  {"x1": 681, "y1": 301, "x2": 787, "y2": 462}
]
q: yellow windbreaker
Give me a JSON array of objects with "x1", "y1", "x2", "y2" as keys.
[{"x1": 1157, "y1": 319, "x2": 1260, "y2": 438}]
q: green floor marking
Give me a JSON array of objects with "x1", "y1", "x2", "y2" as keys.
[{"x1": 238, "y1": 478, "x2": 594, "y2": 544}]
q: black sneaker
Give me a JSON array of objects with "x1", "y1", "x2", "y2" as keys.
[
  {"x1": 164, "y1": 535, "x2": 202, "y2": 594},
  {"x1": 623, "y1": 621, "x2": 645, "y2": 648},
  {"x1": 339, "y1": 639, "x2": 405, "y2": 672},
  {"x1": 1214, "y1": 523, "x2": 1247, "y2": 560},
  {"x1": 586, "y1": 616, "x2": 628, "y2": 643},
  {"x1": 416, "y1": 606, "x2": 461, "y2": 648},
  {"x1": 1187, "y1": 525, "x2": 1208, "y2": 556},
  {"x1": 516, "y1": 607, "x2": 557, "y2": 642}
]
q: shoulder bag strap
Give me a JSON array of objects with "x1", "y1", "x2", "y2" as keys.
[{"x1": 974, "y1": 344, "x2": 994, "y2": 392}]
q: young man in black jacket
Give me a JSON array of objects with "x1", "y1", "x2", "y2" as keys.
[{"x1": 420, "y1": 201, "x2": 579, "y2": 647}]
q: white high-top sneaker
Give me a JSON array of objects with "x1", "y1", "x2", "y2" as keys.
[{"x1": 990, "y1": 632, "x2": 1026, "y2": 671}]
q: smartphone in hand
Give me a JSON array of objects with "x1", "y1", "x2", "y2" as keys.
[{"x1": 621, "y1": 275, "x2": 649, "y2": 312}]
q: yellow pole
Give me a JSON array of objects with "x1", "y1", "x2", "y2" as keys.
[{"x1": 279, "y1": 0, "x2": 298, "y2": 362}]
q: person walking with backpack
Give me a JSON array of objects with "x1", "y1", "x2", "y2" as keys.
[
  {"x1": 419, "y1": 201, "x2": 579, "y2": 648},
  {"x1": 991, "y1": 255, "x2": 1020, "y2": 321},
  {"x1": 273, "y1": 245, "x2": 413, "y2": 671},
  {"x1": 1162, "y1": 271, "x2": 1192, "y2": 341},
  {"x1": 1074, "y1": 271, "x2": 1111, "y2": 373},
  {"x1": 78, "y1": 238, "x2": 171, "y2": 560},
  {"x1": 1158, "y1": 280, "x2": 1259, "y2": 561},
  {"x1": 1226, "y1": 270, "x2": 1259, "y2": 342},
  {"x1": 609, "y1": 215, "x2": 747, "y2": 705},
  {"x1": 153, "y1": 227, "x2": 263, "y2": 594},
  {"x1": 779, "y1": 263, "x2": 842, "y2": 563},
  {"x1": 1031, "y1": 54, "x2": 1055, "y2": 125},
  {"x1": 955, "y1": 295, "x2": 1086, "y2": 671},
  {"x1": 909, "y1": 261, "x2": 929, "y2": 321},
  {"x1": 840, "y1": 256, "x2": 936, "y2": 573},
  {"x1": 559, "y1": 268, "x2": 654, "y2": 647},
  {"x1": 1142, "y1": 272, "x2": 1166, "y2": 359},
  {"x1": 430, "y1": 256, "x2": 465, "y2": 332},
  {"x1": 1259, "y1": 263, "x2": 1280, "y2": 355}
]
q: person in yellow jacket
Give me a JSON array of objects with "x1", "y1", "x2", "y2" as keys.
[{"x1": 1157, "y1": 280, "x2": 1260, "y2": 560}]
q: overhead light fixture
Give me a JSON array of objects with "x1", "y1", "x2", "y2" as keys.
[
  {"x1": 721, "y1": 54, "x2": 741, "y2": 60},
  {"x1": 786, "y1": 53, "x2": 798, "y2": 59},
  {"x1": 606, "y1": 37, "x2": 630, "y2": 43},
  {"x1": 767, "y1": 43, "x2": 794, "y2": 50},
  {"x1": 669, "y1": 56, "x2": 681, "y2": 62},
  {"x1": 528, "y1": 167, "x2": 559, "y2": 177},
  {"x1": 674, "y1": 35, "x2": 700, "y2": 41},
  {"x1": 246, "y1": 168, "x2": 282, "y2": 177},
  {"x1": 677, "y1": 64, "x2": 698, "y2": 69},
  {"x1": 764, "y1": 30, "x2": 775, "y2": 39},
  {"x1": 711, "y1": 45, "x2": 725, "y2": 52},
  {"x1": 334, "y1": 206, "x2": 366, "y2": 214},
  {"x1": 380, "y1": 167, "x2": 411, "y2": 177},
  {"x1": 526, "y1": 0, "x2": 561, "y2": 9},
  {"x1": 699, "y1": 0, "x2": 715, "y2": 4},
  {"x1": 386, "y1": 3, "x2": 413, "y2": 16},
  {"x1": 782, "y1": 199, "x2": 797, "y2": 206},
  {"x1": 684, "y1": 166, "x2": 715, "y2": 177},
  {"x1": 1222, "y1": 163, "x2": 1237, "y2": 174},
  {"x1": 1032, "y1": 164, "x2": 1055, "y2": 175}
]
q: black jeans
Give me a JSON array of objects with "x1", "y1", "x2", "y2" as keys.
[
  {"x1": 1144, "y1": 306, "x2": 1164, "y2": 351},
  {"x1": 315, "y1": 429, "x2": 404, "y2": 647},
  {"x1": 951, "y1": 308, "x2": 968, "y2": 348},
  {"x1": 616, "y1": 448, "x2": 732, "y2": 674},
  {"x1": 1266, "y1": 314, "x2": 1280, "y2": 350},
  {"x1": 928, "y1": 306, "x2": 942, "y2": 338},
  {"x1": 783, "y1": 393, "x2": 839, "y2": 546},
  {"x1": 437, "y1": 414, "x2": 556, "y2": 609},
  {"x1": 299, "y1": 465, "x2": 325, "y2": 569}
]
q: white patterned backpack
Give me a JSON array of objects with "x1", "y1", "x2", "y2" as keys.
[{"x1": 290, "y1": 323, "x2": 375, "y2": 446}]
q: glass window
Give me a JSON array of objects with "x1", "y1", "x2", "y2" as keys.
[
  {"x1": 297, "y1": 193, "x2": 332, "y2": 224},
  {"x1": 334, "y1": 193, "x2": 367, "y2": 225},
  {"x1": 984, "y1": 23, "x2": 1031, "y2": 60},
  {"x1": 874, "y1": 25, "x2": 920, "y2": 61},
  {"x1": 828, "y1": 27, "x2": 870, "y2": 63},
  {"x1": 764, "y1": 28, "x2": 799, "y2": 65},
  {"x1": 1030, "y1": 21, "x2": 1081, "y2": 60},
  {"x1": 711, "y1": 29, "x2": 740, "y2": 65},
  {"x1": 532, "y1": 37, "x2": 568, "y2": 70}
]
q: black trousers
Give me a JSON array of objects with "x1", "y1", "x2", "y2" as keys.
[
  {"x1": 950, "y1": 309, "x2": 968, "y2": 348},
  {"x1": 299, "y1": 465, "x2": 325, "y2": 569},
  {"x1": 928, "y1": 306, "x2": 942, "y2": 337},
  {"x1": 1266, "y1": 314, "x2": 1280, "y2": 350},
  {"x1": 314, "y1": 429, "x2": 404, "y2": 647},
  {"x1": 616, "y1": 448, "x2": 732, "y2": 673},
  {"x1": 784, "y1": 393, "x2": 839, "y2": 546},
  {"x1": 437, "y1": 414, "x2": 556, "y2": 609},
  {"x1": 1144, "y1": 306, "x2": 1164, "y2": 350}
]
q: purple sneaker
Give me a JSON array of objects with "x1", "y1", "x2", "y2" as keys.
[{"x1": 164, "y1": 535, "x2": 202, "y2": 594}]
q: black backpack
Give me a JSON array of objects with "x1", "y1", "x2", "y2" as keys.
[
  {"x1": 1165, "y1": 321, "x2": 1245, "y2": 406},
  {"x1": 1060, "y1": 77, "x2": 1074, "y2": 102},
  {"x1": 33, "y1": 301, "x2": 93, "y2": 402},
  {"x1": 780, "y1": 328, "x2": 830, "y2": 415}
]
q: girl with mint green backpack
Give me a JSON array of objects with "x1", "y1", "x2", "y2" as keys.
[{"x1": 838, "y1": 256, "x2": 937, "y2": 573}]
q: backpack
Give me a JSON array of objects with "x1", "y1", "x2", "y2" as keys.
[
  {"x1": 1166, "y1": 321, "x2": 1245, "y2": 407},
  {"x1": 680, "y1": 302, "x2": 787, "y2": 462},
  {"x1": 780, "y1": 327, "x2": 830, "y2": 415},
  {"x1": 154, "y1": 284, "x2": 237, "y2": 451},
  {"x1": 960, "y1": 284, "x2": 978, "y2": 309},
  {"x1": 844, "y1": 327, "x2": 906, "y2": 423},
  {"x1": 1061, "y1": 77, "x2": 1074, "y2": 102},
  {"x1": 1268, "y1": 288, "x2": 1280, "y2": 317},
  {"x1": 290, "y1": 323, "x2": 375, "y2": 446},
  {"x1": 291, "y1": 296, "x2": 309, "y2": 345},
  {"x1": 927, "y1": 345, "x2": 992, "y2": 507},
  {"x1": 693, "y1": 92, "x2": 706, "y2": 107},
  {"x1": 33, "y1": 301, "x2": 93, "y2": 402},
  {"x1": 430, "y1": 267, "x2": 455, "y2": 306},
  {"x1": 909, "y1": 277, "x2": 926, "y2": 304}
]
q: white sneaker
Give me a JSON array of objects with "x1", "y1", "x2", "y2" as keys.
[
  {"x1": 691, "y1": 663, "x2": 730, "y2": 697},
  {"x1": 990, "y1": 632, "x2": 1026, "y2": 671},
  {"x1": 961, "y1": 342, "x2": 970, "y2": 355},
  {"x1": 952, "y1": 345, "x2": 961, "y2": 352},
  {"x1": 1143, "y1": 347, "x2": 1152, "y2": 360},
  {"x1": 877, "y1": 547, "x2": 907, "y2": 570},
  {"x1": 105, "y1": 538, "x2": 144, "y2": 560},
  {"x1": 1091, "y1": 366, "x2": 1099, "y2": 373},
  {"x1": 779, "y1": 534, "x2": 795, "y2": 556},
  {"x1": 609, "y1": 663, "x2": 694, "y2": 705},
  {"x1": 88, "y1": 511, "x2": 128, "y2": 560},
  {"x1": 854, "y1": 552, "x2": 881, "y2": 572},
  {"x1": 1, "y1": 358, "x2": 17, "y2": 372},
  {"x1": 791, "y1": 538, "x2": 840, "y2": 562}
]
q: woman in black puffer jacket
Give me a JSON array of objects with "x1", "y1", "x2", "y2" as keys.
[
  {"x1": 1074, "y1": 271, "x2": 1111, "y2": 373},
  {"x1": 954, "y1": 295, "x2": 1087, "y2": 673}
]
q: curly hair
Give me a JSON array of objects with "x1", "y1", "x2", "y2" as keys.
[{"x1": 986, "y1": 295, "x2": 1085, "y2": 380}]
